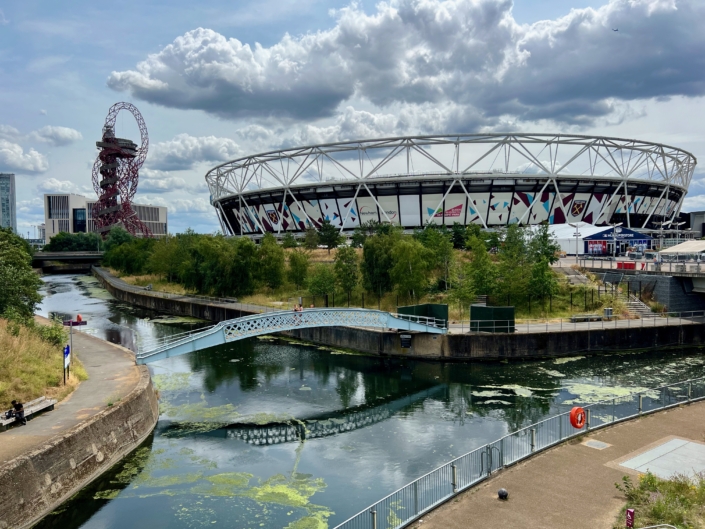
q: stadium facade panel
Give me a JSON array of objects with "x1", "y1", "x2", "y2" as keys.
[{"x1": 205, "y1": 134, "x2": 696, "y2": 237}]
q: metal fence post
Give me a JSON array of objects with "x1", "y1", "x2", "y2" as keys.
[
  {"x1": 612, "y1": 398, "x2": 616, "y2": 423},
  {"x1": 414, "y1": 481, "x2": 419, "y2": 515},
  {"x1": 638, "y1": 394, "x2": 643, "y2": 415},
  {"x1": 370, "y1": 509, "x2": 377, "y2": 529},
  {"x1": 586, "y1": 409, "x2": 591, "y2": 431},
  {"x1": 452, "y1": 464, "x2": 458, "y2": 492},
  {"x1": 688, "y1": 382, "x2": 692, "y2": 403},
  {"x1": 530, "y1": 429, "x2": 536, "y2": 452}
]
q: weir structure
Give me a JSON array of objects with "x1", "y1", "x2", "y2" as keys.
[{"x1": 135, "y1": 308, "x2": 447, "y2": 364}]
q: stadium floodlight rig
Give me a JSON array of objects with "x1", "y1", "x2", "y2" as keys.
[{"x1": 91, "y1": 102, "x2": 151, "y2": 238}]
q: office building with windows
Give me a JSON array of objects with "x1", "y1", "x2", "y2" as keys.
[
  {"x1": 0, "y1": 173, "x2": 17, "y2": 233},
  {"x1": 43, "y1": 193, "x2": 167, "y2": 242}
]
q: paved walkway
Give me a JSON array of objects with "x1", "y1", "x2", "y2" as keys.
[
  {"x1": 411, "y1": 400, "x2": 705, "y2": 529},
  {"x1": 0, "y1": 318, "x2": 139, "y2": 465}
]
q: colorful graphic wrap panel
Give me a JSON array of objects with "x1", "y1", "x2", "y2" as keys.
[
  {"x1": 336, "y1": 198, "x2": 360, "y2": 229},
  {"x1": 442, "y1": 194, "x2": 466, "y2": 226},
  {"x1": 301, "y1": 200, "x2": 323, "y2": 228},
  {"x1": 486, "y1": 192, "x2": 513, "y2": 225},
  {"x1": 319, "y1": 199, "x2": 342, "y2": 227},
  {"x1": 528, "y1": 192, "x2": 555, "y2": 224},
  {"x1": 465, "y1": 192, "x2": 489, "y2": 225},
  {"x1": 377, "y1": 196, "x2": 401, "y2": 225},
  {"x1": 356, "y1": 196, "x2": 380, "y2": 224},
  {"x1": 508, "y1": 192, "x2": 533, "y2": 224},
  {"x1": 581, "y1": 193, "x2": 604, "y2": 225},
  {"x1": 421, "y1": 194, "x2": 445, "y2": 225}
]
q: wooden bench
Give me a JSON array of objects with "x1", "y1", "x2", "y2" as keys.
[
  {"x1": 570, "y1": 314, "x2": 603, "y2": 323},
  {"x1": 1, "y1": 396, "x2": 58, "y2": 432}
]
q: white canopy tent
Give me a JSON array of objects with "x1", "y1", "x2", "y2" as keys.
[{"x1": 658, "y1": 240, "x2": 705, "y2": 254}]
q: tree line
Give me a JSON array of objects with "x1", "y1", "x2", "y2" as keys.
[{"x1": 88, "y1": 220, "x2": 561, "y2": 310}]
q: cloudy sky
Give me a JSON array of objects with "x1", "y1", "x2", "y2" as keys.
[{"x1": 2, "y1": 0, "x2": 705, "y2": 236}]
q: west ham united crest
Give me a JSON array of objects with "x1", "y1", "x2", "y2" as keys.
[{"x1": 571, "y1": 200, "x2": 586, "y2": 217}]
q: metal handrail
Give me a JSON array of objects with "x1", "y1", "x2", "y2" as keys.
[{"x1": 334, "y1": 377, "x2": 704, "y2": 529}]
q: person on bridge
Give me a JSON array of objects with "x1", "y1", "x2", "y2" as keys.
[{"x1": 11, "y1": 400, "x2": 26, "y2": 426}]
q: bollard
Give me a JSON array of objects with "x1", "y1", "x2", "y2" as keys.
[{"x1": 452, "y1": 464, "x2": 458, "y2": 492}]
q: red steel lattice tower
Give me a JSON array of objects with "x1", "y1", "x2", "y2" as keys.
[{"x1": 91, "y1": 102, "x2": 152, "y2": 237}]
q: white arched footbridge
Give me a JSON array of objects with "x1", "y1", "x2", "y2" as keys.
[{"x1": 136, "y1": 308, "x2": 447, "y2": 364}]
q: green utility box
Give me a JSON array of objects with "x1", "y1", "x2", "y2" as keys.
[
  {"x1": 396, "y1": 303, "x2": 448, "y2": 327},
  {"x1": 470, "y1": 305, "x2": 515, "y2": 333}
]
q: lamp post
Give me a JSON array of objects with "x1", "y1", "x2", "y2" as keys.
[
  {"x1": 658, "y1": 220, "x2": 673, "y2": 251},
  {"x1": 609, "y1": 222, "x2": 623, "y2": 262},
  {"x1": 569, "y1": 222, "x2": 583, "y2": 264}
]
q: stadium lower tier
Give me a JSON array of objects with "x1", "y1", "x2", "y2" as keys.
[{"x1": 213, "y1": 176, "x2": 684, "y2": 236}]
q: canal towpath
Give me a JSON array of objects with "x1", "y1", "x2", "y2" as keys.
[
  {"x1": 411, "y1": 399, "x2": 705, "y2": 529},
  {"x1": 0, "y1": 316, "x2": 140, "y2": 465}
]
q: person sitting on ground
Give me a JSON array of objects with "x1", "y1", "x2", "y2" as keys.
[{"x1": 11, "y1": 400, "x2": 26, "y2": 426}]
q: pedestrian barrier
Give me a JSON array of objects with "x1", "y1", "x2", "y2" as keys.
[{"x1": 333, "y1": 377, "x2": 705, "y2": 529}]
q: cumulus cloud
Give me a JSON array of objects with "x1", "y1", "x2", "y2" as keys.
[
  {"x1": 148, "y1": 133, "x2": 241, "y2": 170},
  {"x1": 30, "y1": 125, "x2": 83, "y2": 146},
  {"x1": 36, "y1": 178, "x2": 90, "y2": 194},
  {"x1": 135, "y1": 194, "x2": 211, "y2": 213},
  {"x1": 107, "y1": 0, "x2": 705, "y2": 127},
  {"x1": 0, "y1": 140, "x2": 49, "y2": 172},
  {"x1": 139, "y1": 168, "x2": 190, "y2": 193}
]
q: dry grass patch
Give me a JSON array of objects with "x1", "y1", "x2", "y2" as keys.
[
  {"x1": 111, "y1": 269, "x2": 194, "y2": 296},
  {"x1": 0, "y1": 319, "x2": 87, "y2": 409}
]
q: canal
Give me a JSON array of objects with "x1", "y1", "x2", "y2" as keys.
[{"x1": 35, "y1": 274, "x2": 705, "y2": 529}]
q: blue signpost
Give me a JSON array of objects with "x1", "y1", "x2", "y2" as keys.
[{"x1": 63, "y1": 316, "x2": 87, "y2": 384}]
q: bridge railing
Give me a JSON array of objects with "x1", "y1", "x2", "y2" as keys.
[
  {"x1": 137, "y1": 323, "x2": 221, "y2": 353},
  {"x1": 390, "y1": 313, "x2": 447, "y2": 330},
  {"x1": 447, "y1": 310, "x2": 705, "y2": 334},
  {"x1": 333, "y1": 376, "x2": 705, "y2": 529}
]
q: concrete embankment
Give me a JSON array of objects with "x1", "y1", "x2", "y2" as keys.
[
  {"x1": 93, "y1": 266, "x2": 705, "y2": 361},
  {"x1": 0, "y1": 338, "x2": 159, "y2": 529}
]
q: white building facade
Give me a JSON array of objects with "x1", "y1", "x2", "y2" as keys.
[{"x1": 44, "y1": 193, "x2": 167, "y2": 242}]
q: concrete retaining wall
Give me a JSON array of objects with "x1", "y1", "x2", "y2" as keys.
[
  {"x1": 286, "y1": 322, "x2": 705, "y2": 361},
  {"x1": 0, "y1": 367, "x2": 159, "y2": 529}
]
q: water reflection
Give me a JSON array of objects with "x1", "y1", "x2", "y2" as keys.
[{"x1": 34, "y1": 274, "x2": 705, "y2": 529}]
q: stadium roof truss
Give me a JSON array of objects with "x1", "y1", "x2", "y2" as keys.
[{"x1": 205, "y1": 134, "x2": 696, "y2": 233}]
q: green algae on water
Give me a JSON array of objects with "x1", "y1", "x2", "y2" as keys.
[{"x1": 153, "y1": 373, "x2": 193, "y2": 392}]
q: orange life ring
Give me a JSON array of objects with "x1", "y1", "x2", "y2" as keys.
[{"x1": 569, "y1": 406, "x2": 586, "y2": 429}]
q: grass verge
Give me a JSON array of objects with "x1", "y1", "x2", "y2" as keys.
[
  {"x1": 613, "y1": 472, "x2": 705, "y2": 528},
  {"x1": 0, "y1": 318, "x2": 88, "y2": 410}
]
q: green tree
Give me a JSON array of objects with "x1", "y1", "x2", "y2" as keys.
[
  {"x1": 44, "y1": 232, "x2": 102, "y2": 252},
  {"x1": 528, "y1": 257, "x2": 559, "y2": 301},
  {"x1": 451, "y1": 223, "x2": 467, "y2": 249},
  {"x1": 104, "y1": 227, "x2": 133, "y2": 252},
  {"x1": 467, "y1": 236, "x2": 498, "y2": 296},
  {"x1": 304, "y1": 227, "x2": 319, "y2": 250},
  {"x1": 528, "y1": 223, "x2": 561, "y2": 264},
  {"x1": 448, "y1": 260, "x2": 476, "y2": 312},
  {"x1": 317, "y1": 219, "x2": 342, "y2": 253},
  {"x1": 334, "y1": 245, "x2": 359, "y2": 297},
  {"x1": 281, "y1": 232, "x2": 298, "y2": 248},
  {"x1": 147, "y1": 235, "x2": 184, "y2": 281},
  {"x1": 0, "y1": 228, "x2": 42, "y2": 318},
  {"x1": 497, "y1": 224, "x2": 528, "y2": 299},
  {"x1": 361, "y1": 229, "x2": 401, "y2": 294},
  {"x1": 418, "y1": 226, "x2": 454, "y2": 289},
  {"x1": 390, "y1": 238, "x2": 431, "y2": 302},
  {"x1": 287, "y1": 249, "x2": 310, "y2": 289},
  {"x1": 307, "y1": 265, "x2": 336, "y2": 297},
  {"x1": 257, "y1": 233, "x2": 285, "y2": 289}
]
